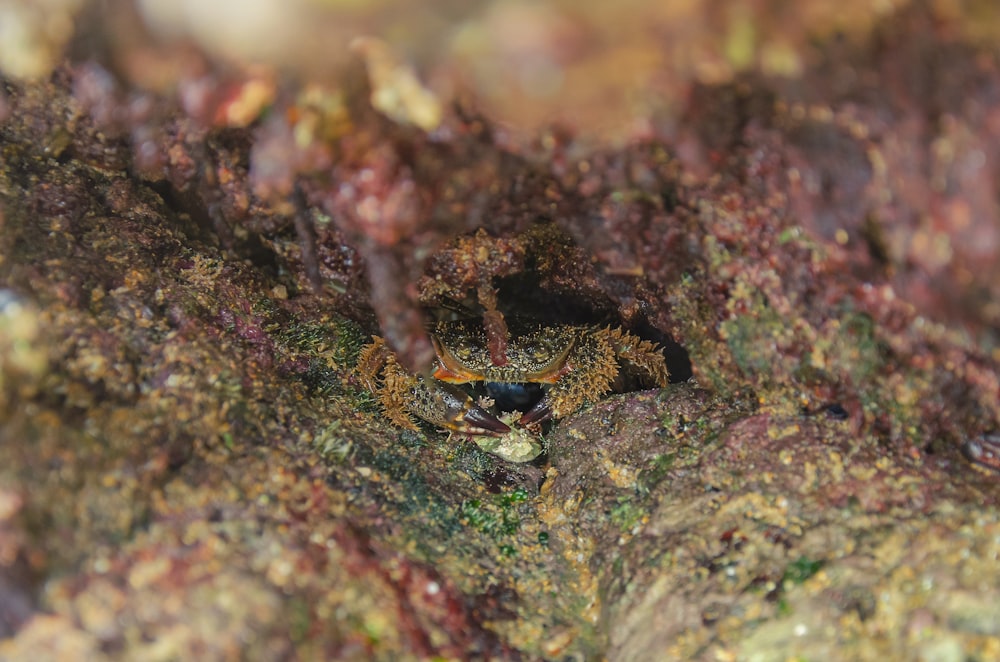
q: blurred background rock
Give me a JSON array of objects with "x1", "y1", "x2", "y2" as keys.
[{"x1": 4, "y1": 0, "x2": 997, "y2": 143}]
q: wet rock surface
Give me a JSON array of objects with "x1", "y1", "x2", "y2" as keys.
[{"x1": 1, "y1": 2, "x2": 999, "y2": 660}]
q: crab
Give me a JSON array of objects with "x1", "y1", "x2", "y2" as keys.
[{"x1": 355, "y1": 319, "x2": 670, "y2": 447}]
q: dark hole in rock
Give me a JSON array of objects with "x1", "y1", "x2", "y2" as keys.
[{"x1": 483, "y1": 382, "x2": 545, "y2": 413}]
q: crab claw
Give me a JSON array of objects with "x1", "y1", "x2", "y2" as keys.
[
  {"x1": 457, "y1": 405, "x2": 512, "y2": 436},
  {"x1": 433, "y1": 381, "x2": 511, "y2": 436},
  {"x1": 518, "y1": 397, "x2": 553, "y2": 426}
]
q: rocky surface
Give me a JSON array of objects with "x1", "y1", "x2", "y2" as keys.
[{"x1": 1, "y1": 2, "x2": 999, "y2": 660}]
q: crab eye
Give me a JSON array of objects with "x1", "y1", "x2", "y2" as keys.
[{"x1": 520, "y1": 342, "x2": 550, "y2": 363}]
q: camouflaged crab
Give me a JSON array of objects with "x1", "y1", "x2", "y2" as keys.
[{"x1": 356, "y1": 320, "x2": 670, "y2": 456}]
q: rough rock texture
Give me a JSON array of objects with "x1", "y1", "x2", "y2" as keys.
[{"x1": 1, "y1": 2, "x2": 999, "y2": 661}]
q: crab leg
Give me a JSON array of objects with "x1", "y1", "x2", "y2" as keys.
[
  {"x1": 520, "y1": 327, "x2": 669, "y2": 425},
  {"x1": 524, "y1": 327, "x2": 618, "y2": 425}
]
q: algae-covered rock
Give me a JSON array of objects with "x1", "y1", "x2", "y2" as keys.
[{"x1": 1, "y1": 2, "x2": 1000, "y2": 660}]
